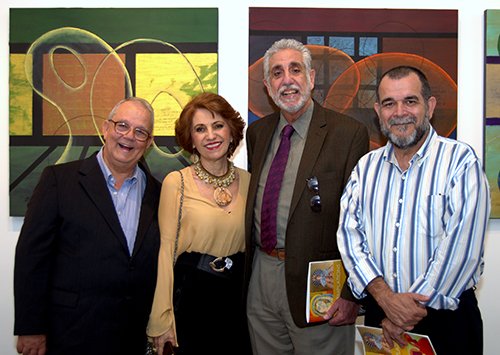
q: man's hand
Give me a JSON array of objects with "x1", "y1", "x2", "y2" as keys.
[
  {"x1": 379, "y1": 292, "x2": 429, "y2": 330},
  {"x1": 381, "y1": 318, "x2": 408, "y2": 349},
  {"x1": 323, "y1": 297, "x2": 360, "y2": 326},
  {"x1": 153, "y1": 328, "x2": 176, "y2": 355},
  {"x1": 17, "y1": 334, "x2": 47, "y2": 355},
  {"x1": 367, "y1": 277, "x2": 429, "y2": 330}
]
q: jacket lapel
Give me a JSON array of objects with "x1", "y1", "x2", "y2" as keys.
[
  {"x1": 79, "y1": 153, "x2": 130, "y2": 254},
  {"x1": 248, "y1": 113, "x2": 280, "y2": 199},
  {"x1": 288, "y1": 103, "x2": 327, "y2": 219},
  {"x1": 130, "y1": 165, "x2": 159, "y2": 258},
  {"x1": 246, "y1": 113, "x2": 280, "y2": 239},
  {"x1": 252, "y1": 114, "x2": 279, "y2": 173}
]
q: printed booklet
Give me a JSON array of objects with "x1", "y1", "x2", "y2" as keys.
[
  {"x1": 306, "y1": 259, "x2": 346, "y2": 323},
  {"x1": 357, "y1": 325, "x2": 436, "y2": 355}
]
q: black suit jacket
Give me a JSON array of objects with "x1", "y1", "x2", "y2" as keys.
[
  {"x1": 14, "y1": 152, "x2": 161, "y2": 354},
  {"x1": 244, "y1": 102, "x2": 369, "y2": 328}
]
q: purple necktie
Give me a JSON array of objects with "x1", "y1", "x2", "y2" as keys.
[{"x1": 261, "y1": 124, "x2": 294, "y2": 253}]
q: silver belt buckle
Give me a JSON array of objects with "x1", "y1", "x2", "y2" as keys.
[{"x1": 209, "y1": 257, "x2": 233, "y2": 272}]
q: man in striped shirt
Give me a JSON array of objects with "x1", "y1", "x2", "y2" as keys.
[{"x1": 337, "y1": 66, "x2": 490, "y2": 354}]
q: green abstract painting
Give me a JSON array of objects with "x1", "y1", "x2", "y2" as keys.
[{"x1": 9, "y1": 8, "x2": 218, "y2": 216}]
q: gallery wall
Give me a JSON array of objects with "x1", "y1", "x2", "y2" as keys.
[{"x1": 1, "y1": 0, "x2": 499, "y2": 354}]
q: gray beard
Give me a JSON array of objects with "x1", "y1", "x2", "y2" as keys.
[
  {"x1": 270, "y1": 83, "x2": 312, "y2": 114},
  {"x1": 380, "y1": 112, "x2": 430, "y2": 150}
]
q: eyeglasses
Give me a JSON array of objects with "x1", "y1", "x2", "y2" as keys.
[
  {"x1": 108, "y1": 119, "x2": 151, "y2": 142},
  {"x1": 306, "y1": 176, "x2": 322, "y2": 213}
]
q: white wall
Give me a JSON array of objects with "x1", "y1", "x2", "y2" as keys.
[{"x1": 1, "y1": 0, "x2": 499, "y2": 353}]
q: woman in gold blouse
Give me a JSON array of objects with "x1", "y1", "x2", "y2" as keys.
[{"x1": 147, "y1": 92, "x2": 251, "y2": 354}]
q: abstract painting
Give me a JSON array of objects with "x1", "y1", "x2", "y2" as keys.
[
  {"x1": 485, "y1": 9, "x2": 500, "y2": 218},
  {"x1": 9, "y1": 8, "x2": 218, "y2": 215},
  {"x1": 249, "y1": 8, "x2": 458, "y2": 151}
]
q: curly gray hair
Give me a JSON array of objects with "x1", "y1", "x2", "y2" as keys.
[{"x1": 263, "y1": 38, "x2": 312, "y2": 83}]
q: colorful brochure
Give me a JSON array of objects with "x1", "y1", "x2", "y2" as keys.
[
  {"x1": 306, "y1": 259, "x2": 346, "y2": 323},
  {"x1": 357, "y1": 325, "x2": 436, "y2": 355}
]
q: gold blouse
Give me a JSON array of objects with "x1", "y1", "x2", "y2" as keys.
[{"x1": 146, "y1": 166, "x2": 250, "y2": 340}]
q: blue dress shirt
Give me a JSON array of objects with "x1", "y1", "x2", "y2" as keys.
[{"x1": 97, "y1": 148, "x2": 146, "y2": 255}]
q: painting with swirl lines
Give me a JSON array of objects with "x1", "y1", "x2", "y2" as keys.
[
  {"x1": 249, "y1": 8, "x2": 458, "y2": 151},
  {"x1": 9, "y1": 8, "x2": 218, "y2": 216}
]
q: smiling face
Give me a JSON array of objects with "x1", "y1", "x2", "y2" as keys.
[
  {"x1": 102, "y1": 100, "x2": 153, "y2": 174},
  {"x1": 374, "y1": 72, "x2": 436, "y2": 151},
  {"x1": 191, "y1": 108, "x2": 232, "y2": 166},
  {"x1": 264, "y1": 48, "x2": 315, "y2": 123}
]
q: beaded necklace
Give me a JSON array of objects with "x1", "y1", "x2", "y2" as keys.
[{"x1": 194, "y1": 160, "x2": 235, "y2": 206}]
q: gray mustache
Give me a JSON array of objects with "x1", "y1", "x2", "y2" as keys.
[{"x1": 389, "y1": 117, "x2": 416, "y2": 126}]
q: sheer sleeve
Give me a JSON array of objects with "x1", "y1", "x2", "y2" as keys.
[{"x1": 146, "y1": 171, "x2": 182, "y2": 342}]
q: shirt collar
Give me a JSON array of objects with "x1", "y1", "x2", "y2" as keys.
[
  {"x1": 383, "y1": 125, "x2": 437, "y2": 167},
  {"x1": 96, "y1": 147, "x2": 140, "y2": 187},
  {"x1": 278, "y1": 100, "x2": 314, "y2": 140}
]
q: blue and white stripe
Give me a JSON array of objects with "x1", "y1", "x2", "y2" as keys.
[{"x1": 337, "y1": 127, "x2": 491, "y2": 310}]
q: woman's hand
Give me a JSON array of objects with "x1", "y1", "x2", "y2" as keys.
[{"x1": 153, "y1": 328, "x2": 176, "y2": 354}]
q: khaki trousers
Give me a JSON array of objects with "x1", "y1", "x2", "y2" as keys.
[{"x1": 247, "y1": 248, "x2": 355, "y2": 355}]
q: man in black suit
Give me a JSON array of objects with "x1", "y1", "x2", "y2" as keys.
[
  {"x1": 245, "y1": 39, "x2": 369, "y2": 354},
  {"x1": 14, "y1": 97, "x2": 161, "y2": 355}
]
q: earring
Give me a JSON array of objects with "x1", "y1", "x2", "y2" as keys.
[
  {"x1": 227, "y1": 142, "x2": 233, "y2": 158},
  {"x1": 190, "y1": 148, "x2": 199, "y2": 164}
]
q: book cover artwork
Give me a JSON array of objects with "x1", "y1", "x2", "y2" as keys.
[
  {"x1": 306, "y1": 259, "x2": 346, "y2": 323},
  {"x1": 357, "y1": 325, "x2": 436, "y2": 355}
]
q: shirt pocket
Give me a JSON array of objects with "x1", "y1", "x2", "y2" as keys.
[{"x1": 418, "y1": 194, "x2": 446, "y2": 238}]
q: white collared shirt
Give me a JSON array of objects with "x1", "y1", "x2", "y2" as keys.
[{"x1": 337, "y1": 127, "x2": 491, "y2": 310}]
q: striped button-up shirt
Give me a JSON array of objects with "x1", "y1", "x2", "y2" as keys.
[{"x1": 337, "y1": 127, "x2": 490, "y2": 310}]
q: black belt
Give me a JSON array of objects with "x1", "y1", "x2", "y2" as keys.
[{"x1": 175, "y1": 252, "x2": 242, "y2": 280}]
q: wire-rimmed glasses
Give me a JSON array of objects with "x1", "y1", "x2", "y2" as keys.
[{"x1": 108, "y1": 119, "x2": 151, "y2": 142}]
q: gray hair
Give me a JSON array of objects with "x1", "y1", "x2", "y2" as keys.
[
  {"x1": 263, "y1": 38, "x2": 312, "y2": 83},
  {"x1": 108, "y1": 97, "x2": 155, "y2": 131}
]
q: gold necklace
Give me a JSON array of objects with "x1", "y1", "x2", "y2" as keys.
[{"x1": 194, "y1": 160, "x2": 235, "y2": 206}]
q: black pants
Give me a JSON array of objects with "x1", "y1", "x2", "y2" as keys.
[
  {"x1": 173, "y1": 252, "x2": 252, "y2": 355},
  {"x1": 364, "y1": 288, "x2": 483, "y2": 355}
]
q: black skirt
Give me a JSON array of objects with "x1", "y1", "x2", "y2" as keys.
[{"x1": 173, "y1": 251, "x2": 252, "y2": 355}]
